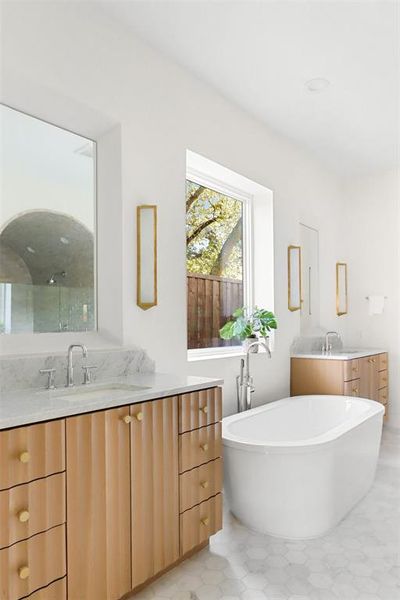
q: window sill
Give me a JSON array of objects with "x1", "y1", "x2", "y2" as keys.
[{"x1": 187, "y1": 347, "x2": 245, "y2": 362}]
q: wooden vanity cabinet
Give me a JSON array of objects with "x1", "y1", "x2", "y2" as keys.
[
  {"x1": 291, "y1": 352, "x2": 389, "y2": 418},
  {"x1": 1, "y1": 387, "x2": 222, "y2": 599}
]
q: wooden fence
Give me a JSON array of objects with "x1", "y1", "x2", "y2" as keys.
[{"x1": 187, "y1": 273, "x2": 243, "y2": 349}]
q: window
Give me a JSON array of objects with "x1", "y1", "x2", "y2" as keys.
[
  {"x1": 186, "y1": 179, "x2": 249, "y2": 350},
  {"x1": 186, "y1": 151, "x2": 274, "y2": 360}
]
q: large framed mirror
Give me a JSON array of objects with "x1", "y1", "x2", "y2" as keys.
[{"x1": 0, "y1": 105, "x2": 96, "y2": 334}]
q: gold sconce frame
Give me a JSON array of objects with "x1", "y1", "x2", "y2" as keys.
[
  {"x1": 137, "y1": 205, "x2": 157, "y2": 310},
  {"x1": 288, "y1": 245, "x2": 302, "y2": 312},
  {"x1": 336, "y1": 262, "x2": 348, "y2": 316}
]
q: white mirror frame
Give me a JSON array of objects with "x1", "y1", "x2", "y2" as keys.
[
  {"x1": 336, "y1": 262, "x2": 348, "y2": 316},
  {"x1": 137, "y1": 205, "x2": 157, "y2": 310},
  {"x1": 288, "y1": 245, "x2": 302, "y2": 312}
]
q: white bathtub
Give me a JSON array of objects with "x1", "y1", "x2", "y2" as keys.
[{"x1": 222, "y1": 395, "x2": 384, "y2": 539}]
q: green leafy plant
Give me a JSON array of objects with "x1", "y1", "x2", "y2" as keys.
[{"x1": 219, "y1": 306, "x2": 277, "y2": 342}]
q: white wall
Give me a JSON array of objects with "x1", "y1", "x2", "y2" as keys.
[
  {"x1": 0, "y1": 3, "x2": 354, "y2": 416},
  {"x1": 343, "y1": 169, "x2": 400, "y2": 427}
]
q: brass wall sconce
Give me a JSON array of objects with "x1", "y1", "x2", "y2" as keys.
[
  {"x1": 137, "y1": 205, "x2": 157, "y2": 310},
  {"x1": 288, "y1": 245, "x2": 302, "y2": 312},
  {"x1": 336, "y1": 262, "x2": 348, "y2": 316}
]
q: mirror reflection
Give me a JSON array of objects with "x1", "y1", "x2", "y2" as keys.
[{"x1": 0, "y1": 105, "x2": 96, "y2": 334}]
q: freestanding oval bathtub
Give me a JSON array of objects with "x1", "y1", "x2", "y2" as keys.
[{"x1": 222, "y1": 395, "x2": 384, "y2": 539}]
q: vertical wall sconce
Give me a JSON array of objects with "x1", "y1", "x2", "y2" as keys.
[
  {"x1": 137, "y1": 205, "x2": 157, "y2": 310},
  {"x1": 288, "y1": 245, "x2": 302, "y2": 312},
  {"x1": 336, "y1": 262, "x2": 348, "y2": 316}
]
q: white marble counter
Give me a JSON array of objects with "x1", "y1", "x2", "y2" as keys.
[
  {"x1": 291, "y1": 348, "x2": 386, "y2": 360},
  {"x1": 0, "y1": 372, "x2": 223, "y2": 430}
]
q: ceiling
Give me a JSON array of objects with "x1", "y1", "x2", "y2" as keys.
[{"x1": 100, "y1": 0, "x2": 400, "y2": 176}]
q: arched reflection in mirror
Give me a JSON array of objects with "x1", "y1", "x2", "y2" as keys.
[{"x1": 0, "y1": 211, "x2": 95, "y2": 333}]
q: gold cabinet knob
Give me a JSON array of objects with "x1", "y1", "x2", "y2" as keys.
[
  {"x1": 122, "y1": 415, "x2": 132, "y2": 424},
  {"x1": 200, "y1": 406, "x2": 208, "y2": 414},
  {"x1": 19, "y1": 451, "x2": 30, "y2": 464},
  {"x1": 352, "y1": 388, "x2": 358, "y2": 394},
  {"x1": 18, "y1": 510, "x2": 30, "y2": 523},
  {"x1": 200, "y1": 517, "x2": 209, "y2": 526},
  {"x1": 382, "y1": 377, "x2": 387, "y2": 383},
  {"x1": 200, "y1": 480, "x2": 209, "y2": 489},
  {"x1": 135, "y1": 412, "x2": 143, "y2": 421},
  {"x1": 352, "y1": 367, "x2": 358, "y2": 372},
  {"x1": 18, "y1": 566, "x2": 30, "y2": 580},
  {"x1": 368, "y1": 358, "x2": 376, "y2": 364},
  {"x1": 200, "y1": 443, "x2": 209, "y2": 452}
]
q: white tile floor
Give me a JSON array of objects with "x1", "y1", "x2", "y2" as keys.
[{"x1": 132, "y1": 427, "x2": 400, "y2": 600}]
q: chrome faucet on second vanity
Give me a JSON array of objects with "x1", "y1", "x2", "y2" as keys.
[
  {"x1": 66, "y1": 344, "x2": 88, "y2": 387},
  {"x1": 237, "y1": 340, "x2": 271, "y2": 412},
  {"x1": 322, "y1": 331, "x2": 341, "y2": 353}
]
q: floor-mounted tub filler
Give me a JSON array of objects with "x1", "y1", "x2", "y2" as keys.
[{"x1": 222, "y1": 395, "x2": 384, "y2": 539}]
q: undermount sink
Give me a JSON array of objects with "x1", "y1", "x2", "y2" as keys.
[{"x1": 45, "y1": 383, "x2": 150, "y2": 402}]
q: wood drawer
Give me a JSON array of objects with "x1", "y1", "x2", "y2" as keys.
[
  {"x1": 378, "y1": 353, "x2": 388, "y2": 372},
  {"x1": 0, "y1": 524, "x2": 66, "y2": 600},
  {"x1": 344, "y1": 380, "x2": 360, "y2": 397},
  {"x1": 180, "y1": 458, "x2": 223, "y2": 513},
  {"x1": 0, "y1": 473, "x2": 65, "y2": 549},
  {"x1": 0, "y1": 421, "x2": 65, "y2": 491},
  {"x1": 343, "y1": 359, "x2": 360, "y2": 382},
  {"x1": 179, "y1": 423, "x2": 222, "y2": 473},
  {"x1": 180, "y1": 494, "x2": 222, "y2": 556},
  {"x1": 378, "y1": 387, "x2": 388, "y2": 405},
  {"x1": 29, "y1": 577, "x2": 66, "y2": 600},
  {"x1": 179, "y1": 387, "x2": 222, "y2": 433},
  {"x1": 378, "y1": 370, "x2": 388, "y2": 390}
]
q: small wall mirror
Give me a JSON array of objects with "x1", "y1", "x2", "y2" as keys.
[
  {"x1": 0, "y1": 105, "x2": 96, "y2": 334},
  {"x1": 336, "y1": 262, "x2": 348, "y2": 316},
  {"x1": 288, "y1": 245, "x2": 302, "y2": 312},
  {"x1": 137, "y1": 205, "x2": 157, "y2": 310}
]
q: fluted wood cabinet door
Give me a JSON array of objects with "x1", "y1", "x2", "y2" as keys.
[
  {"x1": 66, "y1": 407, "x2": 131, "y2": 600},
  {"x1": 359, "y1": 355, "x2": 379, "y2": 400},
  {"x1": 130, "y1": 397, "x2": 179, "y2": 589}
]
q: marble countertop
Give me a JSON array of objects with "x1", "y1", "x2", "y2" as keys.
[
  {"x1": 0, "y1": 372, "x2": 223, "y2": 430},
  {"x1": 291, "y1": 348, "x2": 387, "y2": 360}
]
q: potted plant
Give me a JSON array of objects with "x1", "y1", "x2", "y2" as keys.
[{"x1": 219, "y1": 306, "x2": 277, "y2": 352}]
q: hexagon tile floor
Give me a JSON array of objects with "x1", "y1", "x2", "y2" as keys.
[{"x1": 131, "y1": 426, "x2": 400, "y2": 600}]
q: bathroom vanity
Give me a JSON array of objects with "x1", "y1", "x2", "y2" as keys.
[
  {"x1": 0, "y1": 375, "x2": 223, "y2": 599},
  {"x1": 291, "y1": 350, "x2": 389, "y2": 418}
]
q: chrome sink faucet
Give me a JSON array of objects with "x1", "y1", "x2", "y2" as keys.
[
  {"x1": 66, "y1": 344, "x2": 88, "y2": 387},
  {"x1": 322, "y1": 331, "x2": 341, "y2": 353},
  {"x1": 237, "y1": 340, "x2": 271, "y2": 413}
]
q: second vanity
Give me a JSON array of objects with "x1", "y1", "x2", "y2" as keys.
[
  {"x1": 291, "y1": 348, "x2": 389, "y2": 419},
  {"x1": 0, "y1": 372, "x2": 223, "y2": 600}
]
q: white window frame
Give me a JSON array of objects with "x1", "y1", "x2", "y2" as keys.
[{"x1": 186, "y1": 166, "x2": 254, "y2": 360}]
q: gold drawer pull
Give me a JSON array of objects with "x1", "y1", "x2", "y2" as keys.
[
  {"x1": 19, "y1": 451, "x2": 30, "y2": 464},
  {"x1": 382, "y1": 377, "x2": 387, "y2": 383},
  {"x1": 200, "y1": 517, "x2": 209, "y2": 526},
  {"x1": 200, "y1": 406, "x2": 208, "y2": 414},
  {"x1": 352, "y1": 366, "x2": 358, "y2": 372},
  {"x1": 352, "y1": 388, "x2": 358, "y2": 394},
  {"x1": 382, "y1": 394, "x2": 387, "y2": 400},
  {"x1": 18, "y1": 510, "x2": 30, "y2": 523},
  {"x1": 122, "y1": 415, "x2": 132, "y2": 424},
  {"x1": 368, "y1": 358, "x2": 376, "y2": 364},
  {"x1": 200, "y1": 480, "x2": 209, "y2": 489},
  {"x1": 134, "y1": 412, "x2": 143, "y2": 422},
  {"x1": 18, "y1": 566, "x2": 30, "y2": 580},
  {"x1": 200, "y1": 443, "x2": 209, "y2": 452}
]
